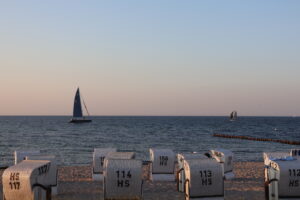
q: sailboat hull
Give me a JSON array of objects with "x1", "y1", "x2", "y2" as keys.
[{"x1": 69, "y1": 119, "x2": 92, "y2": 123}]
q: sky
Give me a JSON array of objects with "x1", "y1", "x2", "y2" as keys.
[{"x1": 0, "y1": 1, "x2": 299, "y2": 116}]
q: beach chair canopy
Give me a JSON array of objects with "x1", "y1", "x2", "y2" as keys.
[
  {"x1": 184, "y1": 159, "x2": 224, "y2": 198},
  {"x1": 93, "y1": 148, "x2": 117, "y2": 173},
  {"x1": 3, "y1": 160, "x2": 53, "y2": 200},
  {"x1": 150, "y1": 148, "x2": 175, "y2": 174},
  {"x1": 177, "y1": 154, "x2": 209, "y2": 193},
  {"x1": 25, "y1": 155, "x2": 58, "y2": 189},
  {"x1": 104, "y1": 159, "x2": 143, "y2": 200},
  {"x1": 268, "y1": 159, "x2": 300, "y2": 197},
  {"x1": 177, "y1": 153, "x2": 208, "y2": 169}
]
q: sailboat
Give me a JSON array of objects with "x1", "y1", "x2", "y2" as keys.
[
  {"x1": 230, "y1": 111, "x2": 237, "y2": 121},
  {"x1": 69, "y1": 88, "x2": 92, "y2": 123}
]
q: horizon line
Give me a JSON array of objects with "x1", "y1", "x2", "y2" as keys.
[{"x1": 0, "y1": 115, "x2": 298, "y2": 117}]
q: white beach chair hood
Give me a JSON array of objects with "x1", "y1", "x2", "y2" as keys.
[
  {"x1": 184, "y1": 159, "x2": 224, "y2": 199},
  {"x1": 3, "y1": 160, "x2": 53, "y2": 200},
  {"x1": 104, "y1": 159, "x2": 143, "y2": 200}
]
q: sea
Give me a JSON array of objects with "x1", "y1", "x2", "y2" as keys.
[{"x1": 0, "y1": 116, "x2": 299, "y2": 166}]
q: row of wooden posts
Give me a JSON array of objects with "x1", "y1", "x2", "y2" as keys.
[{"x1": 213, "y1": 133, "x2": 300, "y2": 145}]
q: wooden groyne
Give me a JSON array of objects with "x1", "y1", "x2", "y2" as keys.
[{"x1": 213, "y1": 133, "x2": 300, "y2": 145}]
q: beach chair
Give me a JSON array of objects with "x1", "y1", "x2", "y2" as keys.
[
  {"x1": 14, "y1": 150, "x2": 41, "y2": 165},
  {"x1": 149, "y1": 148, "x2": 175, "y2": 181},
  {"x1": 92, "y1": 148, "x2": 117, "y2": 181},
  {"x1": 177, "y1": 153, "x2": 209, "y2": 192},
  {"x1": 210, "y1": 149, "x2": 234, "y2": 180},
  {"x1": 2, "y1": 160, "x2": 54, "y2": 200},
  {"x1": 184, "y1": 159, "x2": 224, "y2": 200},
  {"x1": 103, "y1": 158, "x2": 143, "y2": 200},
  {"x1": 263, "y1": 151, "x2": 291, "y2": 186},
  {"x1": 265, "y1": 159, "x2": 300, "y2": 200},
  {"x1": 25, "y1": 155, "x2": 58, "y2": 196},
  {"x1": 290, "y1": 149, "x2": 300, "y2": 157}
]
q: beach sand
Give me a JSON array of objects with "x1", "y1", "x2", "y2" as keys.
[{"x1": 0, "y1": 162, "x2": 265, "y2": 200}]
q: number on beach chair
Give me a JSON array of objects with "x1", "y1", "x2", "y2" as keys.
[
  {"x1": 265, "y1": 158, "x2": 300, "y2": 200},
  {"x1": 103, "y1": 158, "x2": 143, "y2": 200},
  {"x1": 149, "y1": 148, "x2": 175, "y2": 181},
  {"x1": 177, "y1": 153, "x2": 209, "y2": 192},
  {"x1": 184, "y1": 159, "x2": 224, "y2": 200}
]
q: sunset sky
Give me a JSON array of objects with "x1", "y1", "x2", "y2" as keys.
[{"x1": 1, "y1": 1, "x2": 299, "y2": 116}]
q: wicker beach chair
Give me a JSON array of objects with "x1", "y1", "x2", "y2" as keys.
[
  {"x1": 92, "y1": 148, "x2": 117, "y2": 181},
  {"x1": 290, "y1": 149, "x2": 300, "y2": 157},
  {"x1": 177, "y1": 153, "x2": 209, "y2": 192},
  {"x1": 210, "y1": 149, "x2": 235, "y2": 180},
  {"x1": 2, "y1": 160, "x2": 54, "y2": 200},
  {"x1": 103, "y1": 158, "x2": 143, "y2": 200},
  {"x1": 184, "y1": 159, "x2": 224, "y2": 200},
  {"x1": 265, "y1": 159, "x2": 300, "y2": 200},
  {"x1": 263, "y1": 149, "x2": 300, "y2": 200},
  {"x1": 149, "y1": 148, "x2": 176, "y2": 181}
]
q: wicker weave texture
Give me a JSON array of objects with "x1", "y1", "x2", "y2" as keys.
[
  {"x1": 184, "y1": 159, "x2": 224, "y2": 197},
  {"x1": 104, "y1": 159, "x2": 142, "y2": 200},
  {"x1": 3, "y1": 160, "x2": 52, "y2": 200},
  {"x1": 93, "y1": 148, "x2": 117, "y2": 173},
  {"x1": 150, "y1": 148, "x2": 175, "y2": 174}
]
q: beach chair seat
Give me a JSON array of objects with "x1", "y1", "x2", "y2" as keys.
[
  {"x1": 2, "y1": 160, "x2": 54, "y2": 200},
  {"x1": 14, "y1": 150, "x2": 41, "y2": 165},
  {"x1": 25, "y1": 155, "x2": 58, "y2": 196},
  {"x1": 103, "y1": 158, "x2": 143, "y2": 200},
  {"x1": 149, "y1": 148, "x2": 175, "y2": 181},
  {"x1": 265, "y1": 159, "x2": 300, "y2": 200},
  {"x1": 210, "y1": 149, "x2": 234, "y2": 180},
  {"x1": 92, "y1": 148, "x2": 117, "y2": 181},
  {"x1": 177, "y1": 153, "x2": 209, "y2": 192},
  {"x1": 184, "y1": 159, "x2": 224, "y2": 200}
]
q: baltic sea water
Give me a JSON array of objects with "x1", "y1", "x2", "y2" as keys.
[{"x1": 0, "y1": 116, "x2": 299, "y2": 166}]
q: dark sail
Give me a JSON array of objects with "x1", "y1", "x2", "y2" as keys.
[
  {"x1": 230, "y1": 111, "x2": 237, "y2": 121},
  {"x1": 73, "y1": 88, "x2": 83, "y2": 118}
]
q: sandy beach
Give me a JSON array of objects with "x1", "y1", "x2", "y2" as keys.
[{"x1": 0, "y1": 161, "x2": 265, "y2": 200}]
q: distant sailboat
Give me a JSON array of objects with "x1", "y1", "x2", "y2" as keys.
[
  {"x1": 230, "y1": 111, "x2": 237, "y2": 121},
  {"x1": 69, "y1": 88, "x2": 92, "y2": 123}
]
